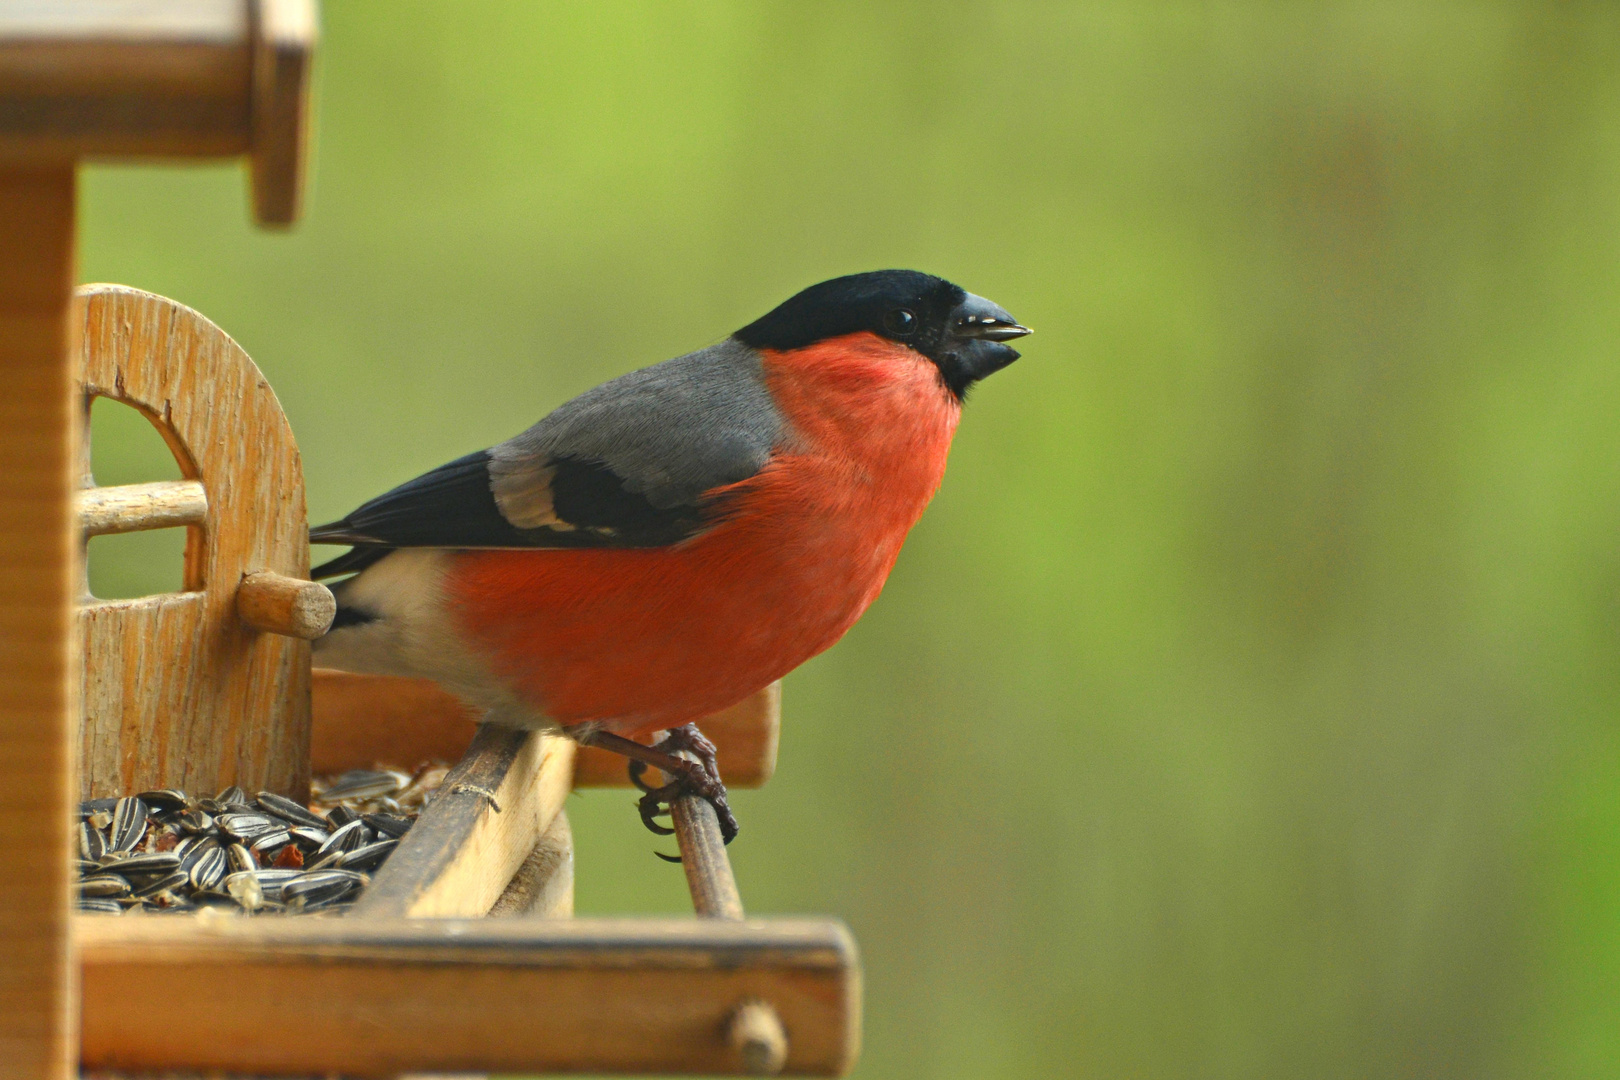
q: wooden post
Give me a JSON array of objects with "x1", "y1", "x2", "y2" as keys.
[
  {"x1": 0, "y1": 165, "x2": 77, "y2": 1080},
  {"x1": 0, "y1": 7, "x2": 315, "y2": 1076}
]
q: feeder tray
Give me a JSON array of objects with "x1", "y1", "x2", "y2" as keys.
[{"x1": 0, "y1": 5, "x2": 859, "y2": 1076}]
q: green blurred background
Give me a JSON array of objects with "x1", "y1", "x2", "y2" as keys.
[{"x1": 76, "y1": 3, "x2": 1620, "y2": 1077}]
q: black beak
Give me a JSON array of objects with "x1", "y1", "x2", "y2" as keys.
[
  {"x1": 950, "y1": 293, "x2": 1032, "y2": 342},
  {"x1": 933, "y1": 292, "x2": 1030, "y2": 399}
]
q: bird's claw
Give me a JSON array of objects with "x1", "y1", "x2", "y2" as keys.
[
  {"x1": 628, "y1": 758, "x2": 659, "y2": 794},
  {"x1": 637, "y1": 788, "x2": 677, "y2": 835},
  {"x1": 626, "y1": 723, "x2": 739, "y2": 846}
]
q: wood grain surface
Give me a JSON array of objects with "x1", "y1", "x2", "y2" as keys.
[
  {"x1": 348, "y1": 726, "x2": 575, "y2": 918},
  {"x1": 0, "y1": 165, "x2": 77, "y2": 1080},
  {"x1": 0, "y1": 0, "x2": 315, "y2": 228},
  {"x1": 76, "y1": 478, "x2": 206, "y2": 535},
  {"x1": 248, "y1": 0, "x2": 316, "y2": 225},
  {"x1": 311, "y1": 668, "x2": 781, "y2": 788},
  {"x1": 0, "y1": 0, "x2": 251, "y2": 161},
  {"x1": 488, "y1": 807, "x2": 574, "y2": 917},
  {"x1": 77, "y1": 915, "x2": 862, "y2": 1077},
  {"x1": 76, "y1": 284, "x2": 313, "y2": 800},
  {"x1": 236, "y1": 568, "x2": 335, "y2": 639}
]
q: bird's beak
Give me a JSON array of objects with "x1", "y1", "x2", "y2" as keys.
[{"x1": 950, "y1": 293, "x2": 1032, "y2": 342}]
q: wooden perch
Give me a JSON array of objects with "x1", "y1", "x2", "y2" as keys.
[
  {"x1": 668, "y1": 746, "x2": 791, "y2": 1074},
  {"x1": 76, "y1": 480, "x2": 206, "y2": 536},
  {"x1": 236, "y1": 569, "x2": 334, "y2": 639}
]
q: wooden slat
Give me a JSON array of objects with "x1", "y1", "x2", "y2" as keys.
[
  {"x1": 311, "y1": 668, "x2": 780, "y2": 788},
  {"x1": 489, "y1": 807, "x2": 574, "y2": 917},
  {"x1": 78, "y1": 915, "x2": 860, "y2": 1077},
  {"x1": 0, "y1": 0, "x2": 252, "y2": 161},
  {"x1": 76, "y1": 478, "x2": 206, "y2": 535},
  {"x1": 0, "y1": 0, "x2": 314, "y2": 228},
  {"x1": 348, "y1": 726, "x2": 575, "y2": 918},
  {"x1": 0, "y1": 165, "x2": 76, "y2": 1080},
  {"x1": 248, "y1": 0, "x2": 315, "y2": 226}
]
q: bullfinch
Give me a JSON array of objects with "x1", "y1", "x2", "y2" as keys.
[{"x1": 310, "y1": 270, "x2": 1030, "y2": 842}]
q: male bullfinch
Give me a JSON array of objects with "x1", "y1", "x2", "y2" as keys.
[{"x1": 310, "y1": 270, "x2": 1030, "y2": 842}]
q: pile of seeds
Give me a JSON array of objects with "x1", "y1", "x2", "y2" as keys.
[{"x1": 76, "y1": 763, "x2": 447, "y2": 916}]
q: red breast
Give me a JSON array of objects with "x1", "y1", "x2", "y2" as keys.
[{"x1": 444, "y1": 331, "x2": 961, "y2": 735}]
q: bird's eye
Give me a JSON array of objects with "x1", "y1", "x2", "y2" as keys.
[{"x1": 883, "y1": 308, "x2": 916, "y2": 336}]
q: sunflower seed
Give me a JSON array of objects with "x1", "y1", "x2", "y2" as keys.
[
  {"x1": 178, "y1": 841, "x2": 220, "y2": 884},
  {"x1": 317, "y1": 769, "x2": 405, "y2": 802},
  {"x1": 78, "y1": 898, "x2": 124, "y2": 914},
  {"x1": 226, "y1": 842, "x2": 257, "y2": 873},
  {"x1": 109, "y1": 852, "x2": 180, "y2": 877},
  {"x1": 305, "y1": 850, "x2": 343, "y2": 871},
  {"x1": 77, "y1": 821, "x2": 106, "y2": 861},
  {"x1": 133, "y1": 870, "x2": 188, "y2": 898},
  {"x1": 176, "y1": 810, "x2": 215, "y2": 835},
  {"x1": 249, "y1": 829, "x2": 292, "y2": 855},
  {"x1": 109, "y1": 797, "x2": 148, "y2": 852},
  {"x1": 288, "y1": 825, "x2": 329, "y2": 850},
  {"x1": 315, "y1": 818, "x2": 369, "y2": 859},
  {"x1": 78, "y1": 797, "x2": 118, "y2": 819},
  {"x1": 136, "y1": 789, "x2": 190, "y2": 813},
  {"x1": 223, "y1": 872, "x2": 264, "y2": 910},
  {"x1": 216, "y1": 785, "x2": 250, "y2": 807},
  {"x1": 363, "y1": 813, "x2": 412, "y2": 839},
  {"x1": 242, "y1": 868, "x2": 302, "y2": 902},
  {"x1": 282, "y1": 870, "x2": 360, "y2": 908},
  {"x1": 255, "y1": 791, "x2": 328, "y2": 829},
  {"x1": 188, "y1": 846, "x2": 227, "y2": 891},
  {"x1": 218, "y1": 813, "x2": 277, "y2": 840},
  {"x1": 337, "y1": 838, "x2": 398, "y2": 871},
  {"x1": 79, "y1": 875, "x2": 130, "y2": 898},
  {"x1": 325, "y1": 805, "x2": 359, "y2": 829}
]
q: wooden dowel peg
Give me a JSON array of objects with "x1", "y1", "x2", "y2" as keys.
[
  {"x1": 236, "y1": 569, "x2": 334, "y2": 639},
  {"x1": 669, "y1": 750, "x2": 744, "y2": 921},
  {"x1": 729, "y1": 999, "x2": 790, "y2": 1076},
  {"x1": 667, "y1": 748, "x2": 791, "y2": 1072},
  {"x1": 76, "y1": 480, "x2": 206, "y2": 536}
]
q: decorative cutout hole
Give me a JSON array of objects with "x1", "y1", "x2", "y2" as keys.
[{"x1": 84, "y1": 396, "x2": 194, "y2": 600}]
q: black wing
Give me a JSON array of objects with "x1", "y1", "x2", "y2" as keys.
[{"x1": 310, "y1": 338, "x2": 784, "y2": 579}]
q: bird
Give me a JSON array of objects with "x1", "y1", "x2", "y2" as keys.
[{"x1": 309, "y1": 269, "x2": 1029, "y2": 842}]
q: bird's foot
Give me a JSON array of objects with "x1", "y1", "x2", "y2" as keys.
[
  {"x1": 627, "y1": 723, "x2": 738, "y2": 845},
  {"x1": 563, "y1": 721, "x2": 740, "y2": 849}
]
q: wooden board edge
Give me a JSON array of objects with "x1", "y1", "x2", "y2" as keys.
[
  {"x1": 312, "y1": 669, "x2": 779, "y2": 788},
  {"x1": 346, "y1": 726, "x2": 572, "y2": 919},
  {"x1": 77, "y1": 915, "x2": 862, "y2": 1077}
]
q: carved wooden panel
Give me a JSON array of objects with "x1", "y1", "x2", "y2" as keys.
[{"x1": 75, "y1": 283, "x2": 311, "y2": 799}]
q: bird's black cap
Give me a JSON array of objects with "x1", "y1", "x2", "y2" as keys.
[{"x1": 735, "y1": 270, "x2": 1030, "y2": 399}]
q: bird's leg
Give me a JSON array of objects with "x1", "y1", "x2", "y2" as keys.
[{"x1": 565, "y1": 723, "x2": 739, "y2": 845}]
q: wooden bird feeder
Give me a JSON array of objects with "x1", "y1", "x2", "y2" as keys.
[{"x1": 0, "y1": 4, "x2": 860, "y2": 1077}]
